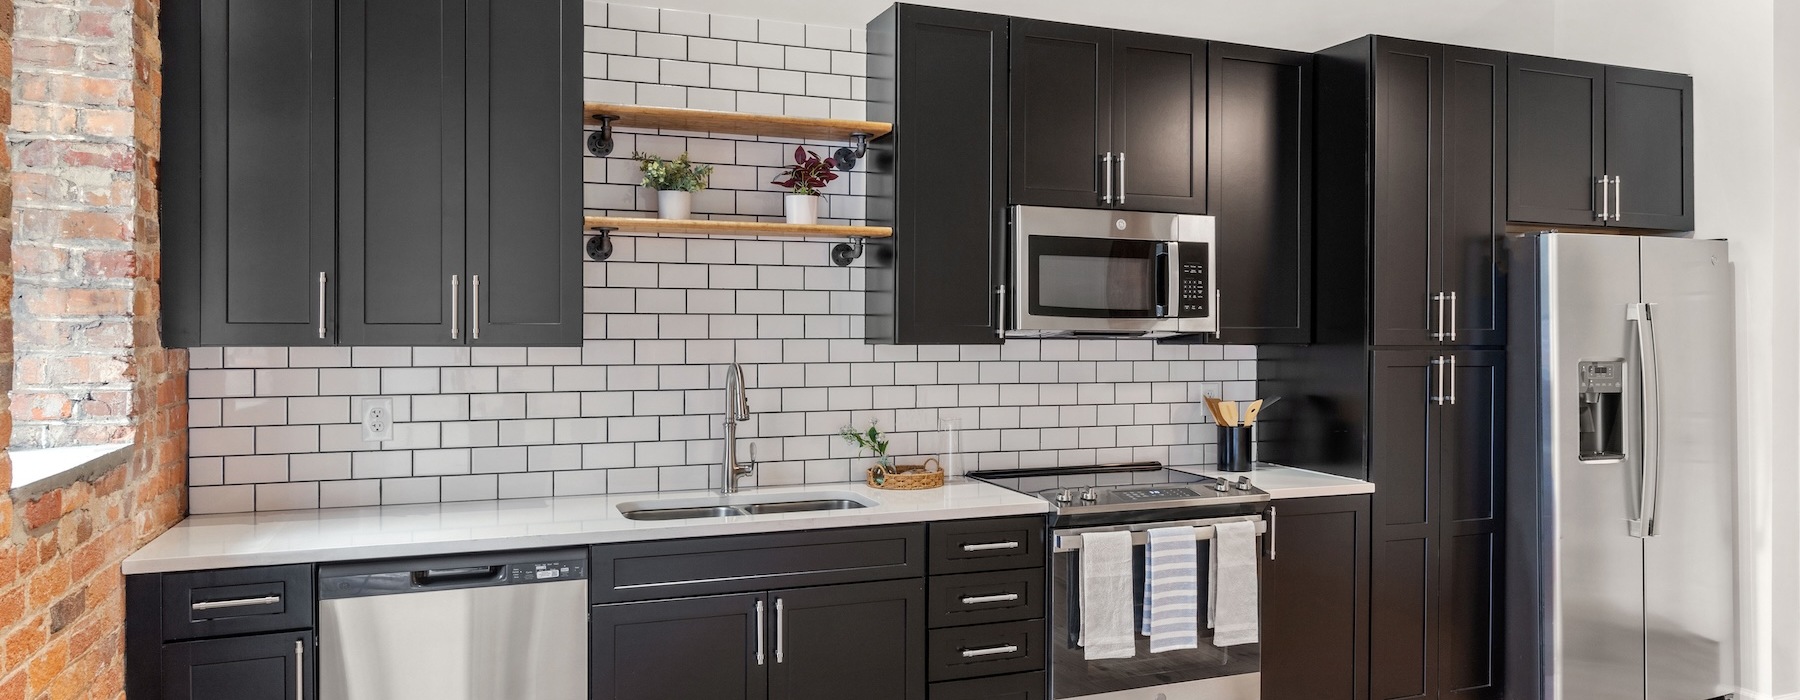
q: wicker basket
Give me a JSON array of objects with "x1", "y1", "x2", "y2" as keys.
[{"x1": 866, "y1": 457, "x2": 945, "y2": 490}]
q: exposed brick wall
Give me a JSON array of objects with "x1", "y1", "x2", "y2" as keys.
[{"x1": 1, "y1": 0, "x2": 186, "y2": 697}]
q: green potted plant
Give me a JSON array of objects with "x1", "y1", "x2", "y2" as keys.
[
  {"x1": 770, "y1": 146, "x2": 838, "y2": 225},
  {"x1": 632, "y1": 151, "x2": 714, "y2": 220}
]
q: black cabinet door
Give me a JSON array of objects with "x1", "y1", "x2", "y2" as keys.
[
  {"x1": 1370, "y1": 39, "x2": 1443, "y2": 347},
  {"x1": 1009, "y1": 19, "x2": 1112, "y2": 208},
  {"x1": 1441, "y1": 47, "x2": 1507, "y2": 347},
  {"x1": 163, "y1": 0, "x2": 336, "y2": 346},
  {"x1": 161, "y1": 630, "x2": 312, "y2": 700},
  {"x1": 338, "y1": 0, "x2": 467, "y2": 345},
  {"x1": 1207, "y1": 42, "x2": 1311, "y2": 344},
  {"x1": 1262, "y1": 495, "x2": 1370, "y2": 700},
  {"x1": 1112, "y1": 31, "x2": 1206, "y2": 214},
  {"x1": 1368, "y1": 349, "x2": 1440, "y2": 700},
  {"x1": 866, "y1": 6, "x2": 1008, "y2": 345},
  {"x1": 464, "y1": 0, "x2": 582, "y2": 346},
  {"x1": 1437, "y1": 350, "x2": 1504, "y2": 699},
  {"x1": 592, "y1": 594, "x2": 769, "y2": 700},
  {"x1": 769, "y1": 580, "x2": 926, "y2": 700},
  {"x1": 1604, "y1": 67, "x2": 1694, "y2": 231},
  {"x1": 1507, "y1": 55, "x2": 1606, "y2": 227}
]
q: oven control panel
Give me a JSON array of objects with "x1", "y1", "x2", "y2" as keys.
[
  {"x1": 1177, "y1": 243, "x2": 1209, "y2": 318},
  {"x1": 1115, "y1": 487, "x2": 1201, "y2": 502}
]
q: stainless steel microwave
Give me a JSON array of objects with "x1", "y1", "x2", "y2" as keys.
[{"x1": 1006, "y1": 206, "x2": 1216, "y2": 338}]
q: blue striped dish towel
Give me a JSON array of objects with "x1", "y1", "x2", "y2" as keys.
[
  {"x1": 1208, "y1": 520, "x2": 1260, "y2": 646},
  {"x1": 1141, "y1": 526, "x2": 1201, "y2": 652}
]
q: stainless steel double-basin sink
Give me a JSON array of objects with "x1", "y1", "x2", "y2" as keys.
[{"x1": 616, "y1": 491, "x2": 878, "y2": 521}]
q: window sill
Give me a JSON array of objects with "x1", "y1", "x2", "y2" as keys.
[{"x1": 9, "y1": 443, "x2": 134, "y2": 500}]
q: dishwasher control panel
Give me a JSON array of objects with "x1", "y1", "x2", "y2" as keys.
[{"x1": 509, "y1": 559, "x2": 586, "y2": 583}]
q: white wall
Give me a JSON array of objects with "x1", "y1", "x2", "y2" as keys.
[{"x1": 628, "y1": 0, "x2": 1795, "y2": 695}]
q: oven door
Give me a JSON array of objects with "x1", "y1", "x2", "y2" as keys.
[
  {"x1": 1050, "y1": 516, "x2": 1264, "y2": 700},
  {"x1": 1009, "y1": 206, "x2": 1215, "y2": 337}
]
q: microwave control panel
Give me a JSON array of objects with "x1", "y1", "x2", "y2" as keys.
[{"x1": 1178, "y1": 244, "x2": 1209, "y2": 317}]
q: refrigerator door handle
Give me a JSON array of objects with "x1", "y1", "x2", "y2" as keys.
[{"x1": 1628, "y1": 302, "x2": 1662, "y2": 538}]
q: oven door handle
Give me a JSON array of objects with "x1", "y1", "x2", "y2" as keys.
[{"x1": 1154, "y1": 242, "x2": 1172, "y2": 318}]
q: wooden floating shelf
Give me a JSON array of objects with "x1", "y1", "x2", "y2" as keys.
[
  {"x1": 585, "y1": 216, "x2": 892, "y2": 239},
  {"x1": 584, "y1": 102, "x2": 892, "y2": 142}
]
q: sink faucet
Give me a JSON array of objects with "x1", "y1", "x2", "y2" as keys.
[{"x1": 722, "y1": 363, "x2": 755, "y2": 494}]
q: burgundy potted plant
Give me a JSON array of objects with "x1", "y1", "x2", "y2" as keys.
[{"x1": 770, "y1": 146, "x2": 838, "y2": 225}]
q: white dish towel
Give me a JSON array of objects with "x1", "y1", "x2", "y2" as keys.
[
  {"x1": 1078, "y1": 529, "x2": 1137, "y2": 660},
  {"x1": 1141, "y1": 526, "x2": 1200, "y2": 652},
  {"x1": 1208, "y1": 520, "x2": 1260, "y2": 647}
]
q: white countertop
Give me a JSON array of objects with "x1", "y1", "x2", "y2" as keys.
[
  {"x1": 1175, "y1": 463, "x2": 1375, "y2": 499},
  {"x1": 123, "y1": 479, "x2": 1050, "y2": 575}
]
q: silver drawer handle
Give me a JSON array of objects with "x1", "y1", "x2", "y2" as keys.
[
  {"x1": 960, "y1": 644, "x2": 1019, "y2": 658},
  {"x1": 962, "y1": 541, "x2": 1019, "y2": 552},
  {"x1": 960, "y1": 593, "x2": 1020, "y2": 605},
  {"x1": 192, "y1": 595, "x2": 281, "y2": 611}
]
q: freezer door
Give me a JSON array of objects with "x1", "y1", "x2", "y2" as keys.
[
  {"x1": 1539, "y1": 233, "x2": 1645, "y2": 700},
  {"x1": 1638, "y1": 236, "x2": 1737, "y2": 700}
]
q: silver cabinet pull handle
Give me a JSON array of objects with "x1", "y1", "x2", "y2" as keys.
[
  {"x1": 755, "y1": 600, "x2": 766, "y2": 665},
  {"x1": 295, "y1": 638, "x2": 304, "y2": 698},
  {"x1": 450, "y1": 274, "x2": 460, "y2": 340},
  {"x1": 994, "y1": 284, "x2": 1008, "y2": 338},
  {"x1": 775, "y1": 598, "x2": 785, "y2": 663},
  {"x1": 1614, "y1": 175, "x2": 1623, "y2": 222},
  {"x1": 1101, "y1": 153, "x2": 1114, "y2": 205},
  {"x1": 1598, "y1": 175, "x2": 1611, "y2": 221},
  {"x1": 960, "y1": 593, "x2": 1020, "y2": 605},
  {"x1": 1440, "y1": 354, "x2": 1454, "y2": 403},
  {"x1": 960, "y1": 644, "x2": 1019, "y2": 658},
  {"x1": 1432, "y1": 292, "x2": 1447, "y2": 340},
  {"x1": 1266, "y1": 505, "x2": 1277, "y2": 560},
  {"x1": 1116, "y1": 151, "x2": 1126, "y2": 204},
  {"x1": 471, "y1": 274, "x2": 481, "y2": 340},
  {"x1": 317, "y1": 272, "x2": 328, "y2": 340},
  {"x1": 962, "y1": 541, "x2": 1019, "y2": 552},
  {"x1": 1448, "y1": 291, "x2": 1458, "y2": 342},
  {"x1": 191, "y1": 595, "x2": 281, "y2": 611},
  {"x1": 1432, "y1": 356, "x2": 1447, "y2": 405}
]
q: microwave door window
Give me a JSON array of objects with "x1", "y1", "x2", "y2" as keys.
[{"x1": 1038, "y1": 256, "x2": 1155, "y2": 312}]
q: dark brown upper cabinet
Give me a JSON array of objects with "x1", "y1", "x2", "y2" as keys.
[
  {"x1": 162, "y1": 0, "x2": 581, "y2": 348},
  {"x1": 866, "y1": 5, "x2": 1010, "y2": 345},
  {"x1": 1206, "y1": 43, "x2": 1313, "y2": 344},
  {"x1": 1009, "y1": 19, "x2": 1206, "y2": 213},
  {"x1": 1508, "y1": 55, "x2": 1693, "y2": 231},
  {"x1": 1314, "y1": 36, "x2": 1506, "y2": 349},
  {"x1": 162, "y1": 0, "x2": 338, "y2": 347}
]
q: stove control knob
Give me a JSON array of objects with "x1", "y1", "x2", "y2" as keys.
[
  {"x1": 1055, "y1": 489, "x2": 1074, "y2": 503},
  {"x1": 1080, "y1": 488, "x2": 1097, "y2": 501},
  {"x1": 1213, "y1": 479, "x2": 1231, "y2": 493},
  {"x1": 1235, "y1": 476, "x2": 1253, "y2": 491}
]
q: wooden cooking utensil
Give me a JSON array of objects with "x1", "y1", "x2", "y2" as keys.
[
  {"x1": 1219, "y1": 400, "x2": 1238, "y2": 427},
  {"x1": 1242, "y1": 399, "x2": 1265, "y2": 427},
  {"x1": 1204, "y1": 395, "x2": 1228, "y2": 425}
]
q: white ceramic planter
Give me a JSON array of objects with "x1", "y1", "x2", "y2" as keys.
[
  {"x1": 657, "y1": 190, "x2": 693, "y2": 220},
  {"x1": 783, "y1": 194, "x2": 820, "y2": 225}
]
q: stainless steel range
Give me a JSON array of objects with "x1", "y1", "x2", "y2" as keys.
[{"x1": 970, "y1": 463, "x2": 1273, "y2": 700}]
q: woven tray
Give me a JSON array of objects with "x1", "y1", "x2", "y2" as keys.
[{"x1": 866, "y1": 457, "x2": 944, "y2": 490}]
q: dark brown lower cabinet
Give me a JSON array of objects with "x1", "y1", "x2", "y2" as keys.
[
  {"x1": 592, "y1": 581, "x2": 926, "y2": 700},
  {"x1": 930, "y1": 670, "x2": 1048, "y2": 700},
  {"x1": 161, "y1": 630, "x2": 313, "y2": 700},
  {"x1": 1261, "y1": 495, "x2": 1370, "y2": 700}
]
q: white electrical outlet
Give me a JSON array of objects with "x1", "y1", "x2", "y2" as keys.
[{"x1": 361, "y1": 397, "x2": 394, "y2": 442}]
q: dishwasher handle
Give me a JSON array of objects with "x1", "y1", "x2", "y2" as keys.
[{"x1": 413, "y1": 566, "x2": 505, "y2": 587}]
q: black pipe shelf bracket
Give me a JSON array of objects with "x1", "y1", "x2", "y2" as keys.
[
  {"x1": 830, "y1": 236, "x2": 867, "y2": 267},
  {"x1": 586, "y1": 226, "x2": 617, "y2": 261},
  {"x1": 587, "y1": 114, "x2": 620, "y2": 157},
  {"x1": 834, "y1": 133, "x2": 872, "y2": 172}
]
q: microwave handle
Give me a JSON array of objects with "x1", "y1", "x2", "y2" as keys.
[{"x1": 1155, "y1": 243, "x2": 1172, "y2": 318}]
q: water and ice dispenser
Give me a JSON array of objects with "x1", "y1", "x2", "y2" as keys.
[{"x1": 1577, "y1": 360, "x2": 1625, "y2": 460}]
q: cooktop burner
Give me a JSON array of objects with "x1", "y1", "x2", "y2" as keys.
[{"x1": 968, "y1": 462, "x2": 1269, "y2": 525}]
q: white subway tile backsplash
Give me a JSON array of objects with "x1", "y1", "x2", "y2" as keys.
[{"x1": 188, "y1": 4, "x2": 1258, "y2": 512}]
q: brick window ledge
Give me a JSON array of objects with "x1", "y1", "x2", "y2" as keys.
[{"x1": 9, "y1": 442, "x2": 134, "y2": 500}]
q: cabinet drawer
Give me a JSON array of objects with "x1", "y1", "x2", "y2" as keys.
[
  {"x1": 929, "y1": 517, "x2": 1046, "y2": 574},
  {"x1": 591, "y1": 524, "x2": 926, "y2": 604},
  {"x1": 930, "y1": 671, "x2": 1047, "y2": 700},
  {"x1": 160, "y1": 565, "x2": 313, "y2": 641},
  {"x1": 928, "y1": 568, "x2": 1046, "y2": 629},
  {"x1": 927, "y1": 619, "x2": 1045, "y2": 682}
]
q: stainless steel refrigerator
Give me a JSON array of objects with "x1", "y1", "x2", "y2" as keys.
[{"x1": 1505, "y1": 232, "x2": 1737, "y2": 700}]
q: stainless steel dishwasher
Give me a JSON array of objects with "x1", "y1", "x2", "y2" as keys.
[{"x1": 317, "y1": 548, "x2": 588, "y2": 699}]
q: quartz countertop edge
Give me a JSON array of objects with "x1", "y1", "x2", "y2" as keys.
[
  {"x1": 122, "y1": 480, "x2": 1049, "y2": 575},
  {"x1": 1173, "y1": 463, "x2": 1376, "y2": 499}
]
